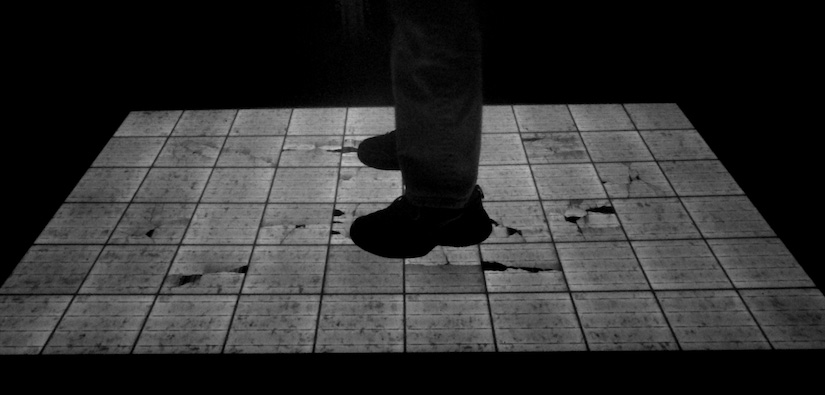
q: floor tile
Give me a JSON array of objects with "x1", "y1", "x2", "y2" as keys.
[
  {"x1": 230, "y1": 109, "x2": 291, "y2": 136},
  {"x1": 269, "y1": 168, "x2": 338, "y2": 203},
  {"x1": 200, "y1": 168, "x2": 275, "y2": 203},
  {"x1": 483, "y1": 201, "x2": 552, "y2": 243},
  {"x1": 623, "y1": 103, "x2": 693, "y2": 130},
  {"x1": 330, "y1": 203, "x2": 388, "y2": 244},
  {"x1": 171, "y1": 109, "x2": 236, "y2": 137},
  {"x1": 1, "y1": 245, "x2": 102, "y2": 294},
  {"x1": 336, "y1": 167, "x2": 402, "y2": 203},
  {"x1": 345, "y1": 107, "x2": 394, "y2": 136},
  {"x1": 244, "y1": 246, "x2": 326, "y2": 294},
  {"x1": 480, "y1": 244, "x2": 566, "y2": 292},
  {"x1": 657, "y1": 290, "x2": 769, "y2": 350},
  {"x1": 482, "y1": 105, "x2": 518, "y2": 133},
  {"x1": 477, "y1": 165, "x2": 538, "y2": 201},
  {"x1": 278, "y1": 136, "x2": 343, "y2": 167},
  {"x1": 258, "y1": 204, "x2": 334, "y2": 245},
  {"x1": 43, "y1": 295, "x2": 154, "y2": 354},
  {"x1": 681, "y1": 196, "x2": 775, "y2": 238},
  {"x1": 216, "y1": 136, "x2": 283, "y2": 167},
  {"x1": 182, "y1": 204, "x2": 265, "y2": 244},
  {"x1": 153, "y1": 137, "x2": 225, "y2": 167},
  {"x1": 568, "y1": 104, "x2": 635, "y2": 131},
  {"x1": 521, "y1": 132, "x2": 590, "y2": 164},
  {"x1": 612, "y1": 198, "x2": 702, "y2": 240},
  {"x1": 224, "y1": 295, "x2": 319, "y2": 353},
  {"x1": 316, "y1": 294, "x2": 404, "y2": 353},
  {"x1": 556, "y1": 241, "x2": 649, "y2": 291},
  {"x1": 543, "y1": 199, "x2": 626, "y2": 242},
  {"x1": 324, "y1": 246, "x2": 403, "y2": 294},
  {"x1": 287, "y1": 108, "x2": 346, "y2": 135},
  {"x1": 109, "y1": 203, "x2": 197, "y2": 244},
  {"x1": 632, "y1": 240, "x2": 732, "y2": 290},
  {"x1": 161, "y1": 246, "x2": 252, "y2": 294},
  {"x1": 133, "y1": 168, "x2": 212, "y2": 203},
  {"x1": 35, "y1": 203, "x2": 127, "y2": 244},
  {"x1": 340, "y1": 136, "x2": 369, "y2": 167},
  {"x1": 113, "y1": 110, "x2": 181, "y2": 137},
  {"x1": 405, "y1": 246, "x2": 485, "y2": 293},
  {"x1": 134, "y1": 295, "x2": 237, "y2": 354},
  {"x1": 580, "y1": 131, "x2": 654, "y2": 162},
  {"x1": 532, "y1": 164, "x2": 607, "y2": 200},
  {"x1": 91, "y1": 137, "x2": 167, "y2": 167},
  {"x1": 707, "y1": 238, "x2": 815, "y2": 288},
  {"x1": 0, "y1": 295, "x2": 73, "y2": 354},
  {"x1": 639, "y1": 130, "x2": 717, "y2": 160},
  {"x1": 66, "y1": 168, "x2": 148, "y2": 203},
  {"x1": 79, "y1": 245, "x2": 177, "y2": 294},
  {"x1": 406, "y1": 294, "x2": 495, "y2": 352},
  {"x1": 480, "y1": 134, "x2": 527, "y2": 165},
  {"x1": 489, "y1": 293, "x2": 586, "y2": 351},
  {"x1": 595, "y1": 162, "x2": 676, "y2": 198},
  {"x1": 513, "y1": 105, "x2": 577, "y2": 132},
  {"x1": 573, "y1": 291, "x2": 678, "y2": 351},
  {"x1": 739, "y1": 289, "x2": 825, "y2": 349},
  {"x1": 659, "y1": 160, "x2": 744, "y2": 196}
]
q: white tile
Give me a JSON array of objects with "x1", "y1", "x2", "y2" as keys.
[
  {"x1": 345, "y1": 107, "x2": 395, "y2": 136},
  {"x1": 477, "y1": 165, "x2": 538, "y2": 201},
  {"x1": 595, "y1": 162, "x2": 676, "y2": 198},
  {"x1": 480, "y1": 244, "x2": 567, "y2": 292},
  {"x1": 35, "y1": 203, "x2": 128, "y2": 244},
  {"x1": 521, "y1": 132, "x2": 590, "y2": 164},
  {"x1": 287, "y1": 108, "x2": 346, "y2": 135},
  {"x1": 161, "y1": 246, "x2": 252, "y2": 294},
  {"x1": 532, "y1": 164, "x2": 607, "y2": 200},
  {"x1": 230, "y1": 109, "x2": 291, "y2": 136},
  {"x1": 244, "y1": 246, "x2": 327, "y2": 294},
  {"x1": 483, "y1": 201, "x2": 552, "y2": 243},
  {"x1": 114, "y1": 111, "x2": 181, "y2": 137},
  {"x1": 316, "y1": 294, "x2": 403, "y2": 353},
  {"x1": 134, "y1": 295, "x2": 237, "y2": 354},
  {"x1": 740, "y1": 289, "x2": 825, "y2": 349},
  {"x1": 109, "y1": 203, "x2": 197, "y2": 244},
  {"x1": 171, "y1": 109, "x2": 236, "y2": 137},
  {"x1": 569, "y1": 104, "x2": 634, "y2": 131},
  {"x1": 92, "y1": 137, "x2": 166, "y2": 167},
  {"x1": 580, "y1": 131, "x2": 654, "y2": 162},
  {"x1": 79, "y1": 245, "x2": 177, "y2": 294},
  {"x1": 406, "y1": 294, "x2": 495, "y2": 352},
  {"x1": 640, "y1": 130, "x2": 717, "y2": 160},
  {"x1": 336, "y1": 167, "x2": 402, "y2": 203},
  {"x1": 681, "y1": 196, "x2": 775, "y2": 238},
  {"x1": 480, "y1": 134, "x2": 527, "y2": 165},
  {"x1": 707, "y1": 238, "x2": 815, "y2": 288},
  {"x1": 624, "y1": 103, "x2": 693, "y2": 130},
  {"x1": 632, "y1": 240, "x2": 732, "y2": 290},
  {"x1": 66, "y1": 168, "x2": 148, "y2": 203},
  {"x1": 269, "y1": 168, "x2": 338, "y2": 203},
  {"x1": 200, "y1": 168, "x2": 275, "y2": 203},
  {"x1": 183, "y1": 204, "x2": 265, "y2": 244},
  {"x1": 489, "y1": 293, "x2": 586, "y2": 351},
  {"x1": 0, "y1": 295, "x2": 73, "y2": 355},
  {"x1": 659, "y1": 160, "x2": 744, "y2": 196},
  {"x1": 405, "y1": 246, "x2": 485, "y2": 293},
  {"x1": 323, "y1": 246, "x2": 402, "y2": 294},
  {"x1": 278, "y1": 136, "x2": 343, "y2": 167},
  {"x1": 543, "y1": 200, "x2": 626, "y2": 242},
  {"x1": 513, "y1": 105, "x2": 577, "y2": 132},
  {"x1": 225, "y1": 295, "x2": 319, "y2": 353},
  {"x1": 1, "y1": 246, "x2": 102, "y2": 294},
  {"x1": 482, "y1": 105, "x2": 518, "y2": 133},
  {"x1": 612, "y1": 198, "x2": 702, "y2": 240},
  {"x1": 556, "y1": 241, "x2": 649, "y2": 291},
  {"x1": 153, "y1": 137, "x2": 225, "y2": 167},
  {"x1": 216, "y1": 136, "x2": 283, "y2": 167},
  {"x1": 257, "y1": 204, "x2": 334, "y2": 245},
  {"x1": 133, "y1": 168, "x2": 212, "y2": 203}
]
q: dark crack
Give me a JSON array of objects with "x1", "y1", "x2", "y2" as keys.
[
  {"x1": 333, "y1": 209, "x2": 345, "y2": 217},
  {"x1": 295, "y1": 224, "x2": 306, "y2": 229},
  {"x1": 177, "y1": 274, "x2": 202, "y2": 286},
  {"x1": 506, "y1": 227, "x2": 523, "y2": 237},
  {"x1": 231, "y1": 265, "x2": 248, "y2": 274},
  {"x1": 521, "y1": 136, "x2": 543, "y2": 142},
  {"x1": 586, "y1": 206, "x2": 616, "y2": 215},
  {"x1": 331, "y1": 230, "x2": 341, "y2": 235},
  {"x1": 327, "y1": 147, "x2": 358, "y2": 154},
  {"x1": 481, "y1": 260, "x2": 548, "y2": 273},
  {"x1": 145, "y1": 228, "x2": 156, "y2": 238}
]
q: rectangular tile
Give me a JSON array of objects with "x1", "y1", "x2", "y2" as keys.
[
  {"x1": 230, "y1": 109, "x2": 291, "y2": 136},
  {"x1": 278, "y1": 136, "x2": 343, "y2": 167},
  {"x1": 287, "y1": 108, "x2": 346, "y2": 135},
  {"x1": 659, "y1": 160, "x2": 744, "y2": 196},
  {"x1": 1, "y1": 246, "x2": 101, "y2": 294},
  {"x1": 66, "y1": 168, "x2": 148, "y2": 203},
  {"x1": 216, "y1": 136, "x2": 283, "y2": 167},
  {"x1": 406, "y1": 294, "x2": 495, "y2": 352},
  {"x1": 532, "y1": 164, "x2": 607, "y2": 200},
  {"x1": 477, "y1": 165, "x2": 538, "y2": 201},
  {"x1": 79, "y1": 245, "x2": 177, "y2": 294},
  {"x1": 244, "y1": 246, "x2": 327, "y2": 294},
  {"x1": 345, "y1": 107, "x2": 395, "y2": 136},
  {"x1": 0, "y1": 295, "x2": 73, "y2": 354},
  {"x1": 480, "y1": 244, "x2": 567, "y2": 292},
  {"x1": 133, "y1": 168, "x2": 212, "y2": 203},
  {"x1": 405, "y1": 246, "x2": 485, "y2": 293},
  {"x1": 134, "y1": 295, "x2": 237, "y2": 354},
  {"x1": 91, "y1": 137, "x2": 166, "y2": 167},
  {"x1": 336, "y1": 167, "x2": 402, "y2": 203},
  {"x1": 521, "y1": 132, "x2": 590, "y2": 164},
  {"x1": 171, "y1": 109, "x2": 236, "y2": 137},
  {"x1": 639, "y1": 130, "x2": 717, "y2": 160},
  {"x1": 556, "y1": 241, "x2": 649, "y2": 291},
  {"x1": 183, "y1": 204, "x2": 265, "y2": 244},
  {"x1": 257, "y1": 204, "x2": 334, "y2": 245},
  {"x1": 109, "y1": 203, "x2": 197, "y2": 244},
  {"x1": 200, "y1": 168, "x2": 275, "y2": 203},
  {"x1": 161, "y1": 246, "x2": 252, "y2": 294},
  {"x1": 480, "y1": 134, "x2": 527, "y2": 165},
  {"x1": 513, "y1": 105, "x2": 577, "y2": 132},
  {"x1": 324, "y1": 246, "x2": 402, "y2": 294},
  {"x1": 681, "y1": 196, "x2": 775, "y2": 238},
  {"x1": 632, "y1": 240, "x2": 732, "y2": 290},
  {"x1": 580, "y1": 131, "x2": 654, "y2": 162},
  {"x1": 707, "y1": 238, "x2": 815, "y2": 288},
  {"x1": 224, "y1": 295, "x2": 319, "y2": 353},
  {"x1": 153, "y1": 137, "x2": 225, "y2": 167},
  {"x1": 484, "y1": 201, "x2": 552, "y2": 243},
  {"x1": 624, "y1": 103, "x2": 693, "y2": 130},
  {"x1": 595, "y1": 162, "x2": 676, "y2": 198},
  {"x1": 482, "y1": 105, "x2": 518, "y2": 133},
  {"x1": 739, "y1": 289, "x2": 825, "y2": 349},
  {"x1": 35, "y1": 203, "x2": 128, "y2": 244},
  {"x1": 543, "y1": 200, "x2": 627, "y2": 242},
  {"x1": 568, "y1": 104, "x2": 635, "y2": 131},
  {"x1": 269, "y1": 168, "x2": 338, "y2": 203},
  {"x1": 114, "y1": 110, "x2": 181, "y2": 137},
  {"x1": 612, "y1": 198, "x2": 702, "y2": 240},
  {"x1": 489, "y1": 293, "x2": 586, "y2": 351},
  {"x1": 316, "y1": 294, "x2": 404, "y2": 353}
]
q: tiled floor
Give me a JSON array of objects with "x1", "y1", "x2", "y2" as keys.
[{"x1": 2, "y1": 103, "x2": 823, "y2": 354}]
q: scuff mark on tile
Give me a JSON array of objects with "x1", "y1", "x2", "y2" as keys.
[{"x1": 481, "y1": 260, "x2": 549, "y2": 273}]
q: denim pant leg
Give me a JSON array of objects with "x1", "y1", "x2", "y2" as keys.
[{"x1": 390, "y1": 0, "x2": 483, "y2": 209}]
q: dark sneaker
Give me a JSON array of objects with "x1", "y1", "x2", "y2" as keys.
[
  {"x1": 357, "y1": 130, "x2": 401, "y2": 170},
  {"x1": 350, "y1": 185, "x2": 492, "y2": 258}
]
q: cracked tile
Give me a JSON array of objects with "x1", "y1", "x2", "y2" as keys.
[
  {"x1": 345, "y1": 107, "x2": 395, "y2": 136},
  {"x1": 161, "y1": 246, "x2": 251, "y2": 294},
  {"x1": 216, "y1": 136, "x2": 283, "y2": 167},
  {"x1": 532, "y1": 164, "x2": 607, "y2": 200},
  {"x1": 230, "y1": 109, "x2": 291, "y2": 136},
  {"x1": 477, "y1": 165, "x2": 538, "y2": 201},
  {"x1": 739, "y1": 289, "x2": 825, "y2": 349},
  {"x1": 43, "y1": 295, "x2": 154, "y2": 354},
  {"x1": 657, "y1": 290, "x2": 769, "y2": 350},
  {"x1": 640, "y1": 130, "x2": 717, "y2": 160},
  {"x1": 595, "y1": 162, "x2": 676, "y2": 198},
  {"x1": 330, "y1": 203, "x2": 387, "y2": 244},
  {"x1": 324, "y1": 246, "x2": 402, "y2": 294},
  {"x1": 556, "y1": 241, "x2": 649, "y2": 291},
  {"x1": 316, "y1": 294, "x2": 404, "y2": 353},
  {"x1": 91, "y1": 137, "x2": 166, "y2": 167},
  {"x1": 0, "y1": 295, "x2": 73, "y2": 354},
  {"x1": 573, "y1": 291, "x2": 678, "y2": 351},
  {"x1": 269, "y1": 168, "x2": 338, "y2": 203},
  {"x1": 569, "y1": 104, "x2": 635, "y2": 131},
  {"x1": 624, "y1": 103, "x2": 693, "y2": 130},
  {"x1": 278, "y1": 136, "x2": 343, "y2": 167},
  {"x1": 543, "y1": 199, "x2": 626, "y2": 242},
  {"x1": 659, "y1": 160, "x2": 744, "y2": 196},
  {"x1": 183, "y1": 204, "x2": 265, "y2": 244},
  {"x1": 79, "y1": 245, "x2": 177, "y2": 294},
  {"x1": 406, "y1": 294, "x2": 495, "y2": 352},
  {"x1": 133, "y1": 168, "x2": 212, "y2": 203},
  {"x1": 35, "y1": 203, "x2": 127, "y2": 244},
  {"x1": 336, "y1": 167, "x2": 402, "y2": 203},
  {"x1": 580, "y1": 131, "x2": 654, "y2": 162},
  {"x1": 480, "y1": 134, "x2": 527, "y2": 165},
  {"x1": 483, "y1": 201, "x2": 552, "y2": 243},
  {"x1": 114, "y1": 110, "x2": 181, "y2": 137},
  {"x1": 521, "y1": 132, "x2": 589, "y2": 164},
  {"x1": 171, "y1": 109, "x2": 236, "y2": 137},
  {"x1": 612, "y1": 198, "x2": 702, "y2": 240},
  {"x1": 405, "y1": 246, "x2": 485, "y2": 293},
  {"x1": 480, "y1": 244, "x2": 566, "y2": 292},
  {"x1": 287, "y1": 108, "x2": 346, "y2": 135},
  {"x1": 1, "y1": 245, "x2": 102, "y2": 294},
  {"x1": 681, "y1": 196, "x2": 775, "y2": 238},
  {"x1": 707, "y1": 238, "x2": 815, "y2": 288},
  {"x1": 201, "y1": 168, "x2": 275, "y2": 203},
  {"x1": 134, "y1": 295, "x2": 237, "y2": 354},
  {"x1": 341, "y1": 136, "x2": 369, "y2": 167},
  {"x1": 632, "y1": 240, "x2": 732, "y2": 290},
  {"x1": 489, "y1": 293, "x2": 586, "y2": 351},
  {"x1": 110, "y1": 203, "x2": 197, "y2": 244},
  {"x1": 225, "y1": 295, "x2": 319, "y2": 353},
  {"x1": 258, "y1": 204, "x2": 333, "y2": 245},
  {"x1": 66, "y1": 168, "x2": 148, "y2": 203},
  {"x1": 244, "y1": 246, "x2": 326, "y2": 294},
  {"x1": 513, "y1": 105, "x2": 577, "y2": 132},
  {"x1": 482, "y1": 105, "x2": 518, "y2": 133},
  {"x1": 153, "y1": 137, "x2": 224, "y2": 167}
]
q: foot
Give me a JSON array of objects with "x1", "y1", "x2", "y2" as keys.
[
  {"x1": 357, "y1": 130, "x2": 401, "y2": 170},
  {"x1": 350, "y1": 185, "x2": 493, "y2": 258}
]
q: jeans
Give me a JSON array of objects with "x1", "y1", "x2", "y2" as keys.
[{"x1": 390, "y1": 0, "x2": 483, "y2": 209}]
